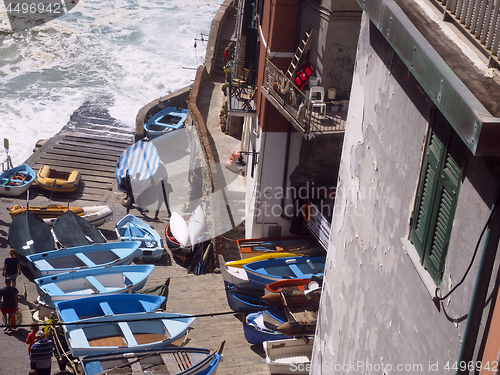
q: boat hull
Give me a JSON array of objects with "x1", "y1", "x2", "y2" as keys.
[
  {"x1": 81, "y1": 346, "x2": 220, "y2": 375},
  {"x1": 115, "y1": 214, "x2": 164, "y2": 259},
  {"x1": 55, "y1": 293, "x2": 166, "y2": 323},
  {"x1": 243, "y1": 257, "x2": 326, "y2": 288},
  {"x1": 243, "y1": 311, "x2": 290, "y2": 345},
  {"x1": 26, "y1": 241, "x2": 141, "y2": 277},
  {"x1": 144, "y1": 106, "x2": 188, "y2": 139},
  {"x1": 34, "y1": 264, "x2": 155, "y2": 308},
  {"x1": 63, "y1": 311, "x2": 195, "y2": 357},
  {"x1": 224, "y1": 281, "x2": 265, "y2": 312},
  {"x1": 263, "y1": 337, "x2": 314, "y2": 375},
  {"x1": 0, "y1": 164, "x2": 35, "y2": 197}
]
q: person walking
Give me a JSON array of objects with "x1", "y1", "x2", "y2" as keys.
[
  {"x1": 3, "y1": 248, "x2": 21, "y2": 288},
  {"x1": 29, "y1": 331, "x2": 54, "y2": 375},
  {"x1": 0, "y1": 277, "x2": 19, "y2": 331},
  {"x1": 26, "y1": 322, "x2": 40, "y2": 353}
]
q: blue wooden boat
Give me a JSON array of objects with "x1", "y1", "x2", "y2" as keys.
[
  {"x1": 116, "y1": 214, "x2": 164, "y2": 259},
  {"x1": 224, "y1": 280, "x2": 266, "y2": 312},
  {"x1": 55, "y1": 293, "x2": 166, "y2": 323},
  {"x1": 243, "y1": 311, "x2": 290, "y2": 345},
  {"x1": 35, "y1": 264, "x2": 155, "y2": 307},
  {"x1": 26, "y1": 241, "x2": 141, "y2": 277},
  {"x1": 81, "y1": 341, "x2": 225, "y2": 375},
  {"x1": 0, "y1": 163, "x2": 35, "y2": 197},
  {"x1": 144, "y1": 106, "x2": 188, "y2": 139},
  {"x1": 263, "y1": 308, "x2": 287, "y2": 330},
  {"x1": 63, "y1": 311, "x2": 196, "y2": 357},
  {"x1": 242, "y1": 256, "x2": 326, "y2": 288}
]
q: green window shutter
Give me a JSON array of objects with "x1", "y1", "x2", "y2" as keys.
[{"x1": 410, "y1": 114, "x2": 467, "y2": 285}]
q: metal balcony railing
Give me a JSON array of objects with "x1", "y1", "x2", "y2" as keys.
[
  {"x1": 262, "y1": 58, "x2": 347, "y2": 139},
  {"x1": 433, "y1": 0, "x2": 500, "y2": 61}
]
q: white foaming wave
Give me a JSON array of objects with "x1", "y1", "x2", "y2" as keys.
[{"x1": 0, "y1": 0, "x2": 220, "y2": 165}]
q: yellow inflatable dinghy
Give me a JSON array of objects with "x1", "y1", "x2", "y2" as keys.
[{"x1": 35, "y1": 165, "x2": 81, "y2": 193}]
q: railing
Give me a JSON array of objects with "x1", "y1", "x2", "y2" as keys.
[
  {"x1": 434, "y1": 0, "x2": 500, "y2": 60},
  {"x1": 262, "y1": 58, "x2": 347, "y2": 138}
]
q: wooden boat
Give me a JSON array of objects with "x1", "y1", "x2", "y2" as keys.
[
  {"x1": 0, "y1": 164, "x2": 35, "y2": 197},
  {"x1": 8, "y1": 211, "x2": 55, "y2": 263},
  {"x1": 81, "y1": 342, "x2": 225, "y2": 375},
  {"x1": 8, "y1": 204, "x2": 113, "y2": 227},
  {"x1": 55, "y1": 293, "x2": 166, "y2": 323},
  {"x1": 226, "y1": 252, "x2": 305, "y2": 268},
  {"x1": 116, "y1": 214, "x2": 165, "y2": 260},
  {"x1": 53, "y1": 210, "x2": 107, "y2": 248},
  {"x1": 277, "y1": 321, "x2": 317, "y2": 336},
  {"x1": 243, "y1": 256, "x2": 326, "y2": 288},
  {"x1": 218, "y1": 254, "x2": 249, "y2": 286},
  {"x1": 263, "y1": 308, "x2": 287, "y2": 331},
  {"x1": 144, "y1": 106, "x2": 188, "y2": 139},
  {"x1": 263, "y1": 337, "x2": 314, "y2": 374},
  {"x1": 26, "y1": 241, "x2": 141, "y2": 277},
  {"x1": 262, "y1": 278, "x2": 322, "y2": 306},
  {"x1": 35, "y1": 165, "x2": 81, "y2": 192},
  {"x1": 63, "y1": 311, "x2": 196, "y2": 357},
  {"x1": 224, "y1": 281, "x2": 265, "y2": 312},
  {"x1": 35, "y1": 264, "x2": 155, "y2": 307},
  {"x1": 238, "y1": 235, "x2": 324, "y2": 259},
  {"x1": 243, "y1": 311, "x2": 290, "y2": 345}
]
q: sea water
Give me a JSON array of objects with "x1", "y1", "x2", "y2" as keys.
[{"x1": 0, "y1": 0, "x2": 219, "y2": 165}]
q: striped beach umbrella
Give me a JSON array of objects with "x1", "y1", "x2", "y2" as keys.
[{"x1": 115, "y1": 139, "x2": 160, "y2": 189}]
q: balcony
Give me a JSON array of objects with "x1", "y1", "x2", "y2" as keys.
[
  {"x1": 226, "y1": 64, "x2": 257, "y2": 118},
  {"x1": 262, "y1": 58, "x2": 347, "y2": 139}
]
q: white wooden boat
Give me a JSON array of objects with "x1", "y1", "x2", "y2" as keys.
[
  {"x1": 35, "y1": 264, "x2": 155, "y2": 307},
  {"x1": 0, "y1": 164, "x2": 35, "y2": 197},
  {"x1": 55, "y1": 293, "x2": 166, "y2": 323},
  {"x1": 63, "y1": 311, "x2": 196, "y2": 357},
  {"x1": 26, "y1": 241, "x2": 141, "y2": 277},
  {"x1": 263, "y1": 337, "x2": 314, "y2": 374},
  {"x1": 218, "y1": 254, "x2": 249, "y2": 286},
  {"x1": 81, "y1": 342, "x2": 225, "y2": 375},
  {"x1": 115, "y1": 214, "x2": 164, "y2": 259}
]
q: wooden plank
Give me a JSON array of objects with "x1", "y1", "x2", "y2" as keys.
[
  {"x1": 88, "y1": 334, "x2": 125, "y2": 347},
  {"x1": 127, "y1": 356, "x2": 145, "y2": 375},
  {"x1": 133, "y1": 333, "x2": 167, "y2": 345}
]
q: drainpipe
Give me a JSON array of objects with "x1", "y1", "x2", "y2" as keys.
[
  {"x1": 280, "y1": 123, "x2": 292, "y2": 220},
  {"x1": 456, "y1": 191, "x2": 500, "y2": 375}
]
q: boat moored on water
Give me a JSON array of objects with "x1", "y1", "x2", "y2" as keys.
[{"x1": 0, "y1": 164, "x2": 36, "y2": 197}]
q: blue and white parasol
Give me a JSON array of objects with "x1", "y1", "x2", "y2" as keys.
[{"x1": 115, "y1": 139, "x2": 160, "y2": 189}]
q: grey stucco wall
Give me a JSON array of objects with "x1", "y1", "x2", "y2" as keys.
[{"x1": 312, "y1": 14, "x2": 499, "y2": 374}]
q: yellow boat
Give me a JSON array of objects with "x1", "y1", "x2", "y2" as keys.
[
  {"x1": 226, "y1": 252, "x2": 305, "y2": 268},
  {"x1": 35, "y1": 165, "x2": 81, "y2": 193},
  {"x1": 8, "y1": 204, "x2": 84, "y2": 219}
]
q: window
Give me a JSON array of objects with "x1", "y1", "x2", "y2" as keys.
[{"x1": 410, "y1": 110, "x2": 468, "y2": 285}]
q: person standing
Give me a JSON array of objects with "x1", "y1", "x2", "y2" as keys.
[
  {"x1": 29, "y1": 331, "x2": 54, "y2": 375},
  {"x1": 26, "y1": 322, "x2": 40, "y2": 353},
  {"x1": 0, "y1": 277, "x2": 19, "y2": 331},
  {"x1": 3, "y1": 249, "x2": 21, "y2": 288}
]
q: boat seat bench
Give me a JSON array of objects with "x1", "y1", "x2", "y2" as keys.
[
  {"x1": 60, "y1": 308, "x2": 80, "y2": 323},
  {"x1": 75, "y1": 253, "x2": 97, "y2": 267},
  {"x1": 86, "y1": 276, "x2": 108, "y2": 294},
  {"x1": 288, "y1": 264, "x2": 306, "y2": 278},
  {"x1": 118, "y1": 321, "x2": 138, "y2": 347},
  {"x1": 42, "y1": 283, "x2": 64, "y2": 296},
  {"x1": 34, "y1": 259, "x2": 53, "y2": 271},
  {"x1": 99, "y1": 301, "x2": 114, "y2": 316}
]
